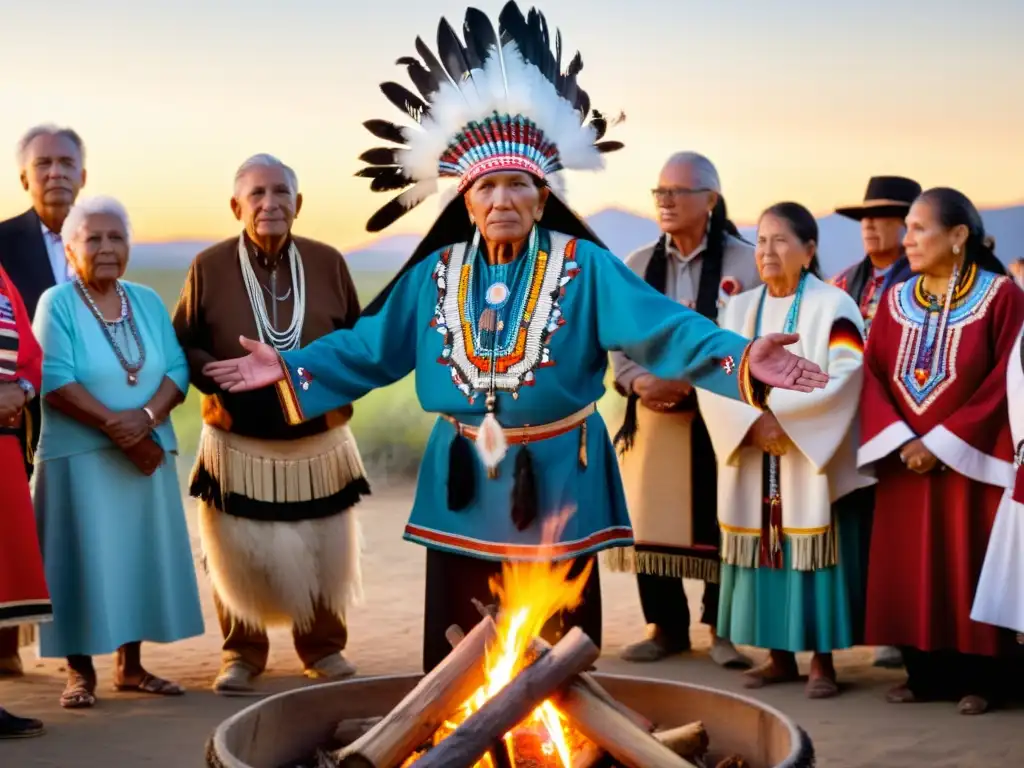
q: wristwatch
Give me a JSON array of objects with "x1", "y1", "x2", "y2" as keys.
[
  {"x1": 16, "y1": 378, "x2": 35, "y2": 401},
  {"x1": 15, "y1": 376, "x2": 35, "y2": 403}
]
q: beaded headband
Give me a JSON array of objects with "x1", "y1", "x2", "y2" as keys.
[{"x1": 356, "y1": 2, "x2": 625, "y2": 232}]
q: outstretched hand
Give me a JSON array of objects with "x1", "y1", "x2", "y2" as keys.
[
  {"x1": 748, "y1": 333, "x2": 829, "y2": 392},
  {"x1": 202, "y1": 336, "x2": 285, "y2": 392}
]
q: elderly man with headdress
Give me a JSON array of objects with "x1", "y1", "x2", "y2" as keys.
[
  {"x1": 0, "y1": 262, "x2": 49, "y2": 737},
  {"x1": 607, "y1": 151, "x2": 759, "y2": 668},
  {"x1": 173, "y1": 154, "x2": 369, "y2": 694},
  {"x1": 203, "y1": 1, "x2": 830, "y2": 673}
]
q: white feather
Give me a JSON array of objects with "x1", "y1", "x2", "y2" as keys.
[{"x1": 400, "y1": 42, "x2": 604, "y2": 186}]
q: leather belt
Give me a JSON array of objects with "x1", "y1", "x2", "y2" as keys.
[{"x1": 442, "y1": 402, "x2": 597, "y2": 444}]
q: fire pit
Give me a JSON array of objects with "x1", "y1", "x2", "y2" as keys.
[
  {"x1": 205, "y1": 673, "x2": 813, "y2": 768},
  {"x1": 208, "y1": 533, "x2": 812, "y2": 768}
]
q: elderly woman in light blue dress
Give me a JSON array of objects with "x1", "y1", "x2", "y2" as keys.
[{"x1": 31, "y1": 196, "x2": 203, "y2": 709}]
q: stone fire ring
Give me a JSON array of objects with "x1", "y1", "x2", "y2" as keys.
[{"x1": 205, "y1": 672, "x2": 815, "y2": 768}]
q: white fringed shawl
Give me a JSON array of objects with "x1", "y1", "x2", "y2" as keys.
[
  {"x1": 696, "y1": 277, "x2": 875, "y2": 571},
  {"x1": 971, "y1": 324, "x2": 1024, "y2": 632}
]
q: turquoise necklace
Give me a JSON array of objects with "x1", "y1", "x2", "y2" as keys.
[{"x1": 754, "y1": 268, "x2": 809, "y2": 568}]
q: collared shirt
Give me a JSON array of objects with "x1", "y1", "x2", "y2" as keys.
[
  {"x1": 859, "y1": 263, "x2": 894, "y2": 335},
  {"x1": 40, "y1": 221, "x2": 72, "y2": 284},
  {"x1": 660, "y1": 233, "x2": 709, "y2": 309}
]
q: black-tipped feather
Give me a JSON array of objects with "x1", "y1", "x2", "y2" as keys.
[
  {"x1": 359, "y1": 146, "x2": 406, "y2": 166},
  {"x1": 415, "y1": 35, "x2": 451, "y2": 90},
  {"x1": 380, "y1": 81, "x2": 429, "y2": 122},
  {"x1": 397, "y1": 56, "x2": 439, "y2": 100},
  {"x1": 463, "y1": 7, "x2": 499, "y2": 69},
  {"x1": 355, "y1": 166, "x2": 401, "y2": 178},
  {"x1": 437, "y1": 18, "x2": 473, "y2": 85},
  {"x1": 363, "y1": 119, "x2": 408, "y2": 145},
  {"x1": 368, "y1": 167, "x2": 414, "y2": 192},
  {"x1": 595, "y1": 140, "x2": 625, "y2": 153},
  {"x1": 498, "y1": 1, "x2": 528, "y2": 52},
  {"x1": 367, "y1": 194, "x2": 421, "y2": 233},
  {"x1": 588, "y1": 113, "x2": 607, "y2": 141},
  {"x1": 555, "y1": 29, "x2": 563, "y2": 90}
]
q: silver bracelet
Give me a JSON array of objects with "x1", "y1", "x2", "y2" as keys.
[{"x1": 143, "y1": 406, "x2": 157, "y2": 426}]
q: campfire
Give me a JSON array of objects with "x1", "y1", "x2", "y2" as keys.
[{"x1": 323, "y1": 517, "x2": 737, "y2": 768}]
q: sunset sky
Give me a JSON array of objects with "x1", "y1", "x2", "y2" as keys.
[{"x1": 1, "y1": 0, "x2": 1021, "y2": 252}]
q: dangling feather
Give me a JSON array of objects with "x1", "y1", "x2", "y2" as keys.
[
  {"x1": 510, "y1": 445, "x2": 538, "y2": 532},
  {"x1": 363, "y1": 119, "x2": 408, "y2": 145},
  {"x1": 396, "y1": 56, "x2": 439, "y2": 100},
  {"x1": 380, "y1": 81, "x2": 430, "y2": 123},
  {"x1": 437, "y1": 18, "x2": 474, "y2": 87},
  {"x1": 588, "y1": 111, "x2": 607, "y2": 141},
  {"x1": 359, "y1": 146, "x2": 407, "y2": 166},
  {"x1": 366, "y1": 179, "x2": 438, "y2": 232},
  {"x1": 595, "y1": 140, "x2": 624, "y2": 153}
]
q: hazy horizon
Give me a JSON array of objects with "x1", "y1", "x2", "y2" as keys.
[{"x1": 2, "y1": 0, "x2": 1022, "y2": 252}]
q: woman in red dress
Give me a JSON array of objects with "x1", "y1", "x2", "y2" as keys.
[
  {"x1": 0, "y1": 262, "x2": 48, "y2": 738},
  {"x1": 858, "y1": 188, "x2": 1024, "y2": 715}
]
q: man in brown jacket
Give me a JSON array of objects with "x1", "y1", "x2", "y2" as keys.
[{"x1": 173, "y1": 154, "x2": 370, "y2": 694}]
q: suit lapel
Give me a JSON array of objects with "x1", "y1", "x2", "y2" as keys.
[{"x1": 5, "y1": 210, "x2": 55, "y2": 319}]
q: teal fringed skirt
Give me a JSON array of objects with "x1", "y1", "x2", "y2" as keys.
[{"x1": 716, "y1": 488, "x2": 872, "y2": 653}]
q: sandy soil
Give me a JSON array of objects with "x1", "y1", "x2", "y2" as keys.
[{"x1": 2, "y1": 479, "x2": 1023, "y2": 767}]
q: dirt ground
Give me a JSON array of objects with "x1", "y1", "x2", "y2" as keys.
[{"x1": 2, "y1": 480, "x2": 1023, "y2": 767}]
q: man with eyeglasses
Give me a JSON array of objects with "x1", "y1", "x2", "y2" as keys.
[{"x1": 608, "y1": 151, "x2": 760, "y2": 667}]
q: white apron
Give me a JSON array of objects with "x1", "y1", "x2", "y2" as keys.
[{"x1": 971, "y1": 325, "x2": 1024, "y2": 633}]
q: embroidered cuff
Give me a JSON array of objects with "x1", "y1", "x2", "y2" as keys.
[
  {"x1": 274, "y1": 354, "x2": 307, "y2": 426},
  {"x1": 738, "y1": 342, "x2": 771, "y2": 410}
]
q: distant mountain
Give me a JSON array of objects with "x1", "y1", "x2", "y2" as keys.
[{"x1": 131, "y1": 204, "x2": 1024, "y2": 278}]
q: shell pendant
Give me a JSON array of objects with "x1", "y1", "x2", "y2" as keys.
[{"x1": 127, "y1": 373, "x2": 138, "y2": 386}]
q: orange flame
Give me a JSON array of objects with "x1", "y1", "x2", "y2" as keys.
[{"x1": 427, "y1": 509, "x2": 593, "y2": 767}]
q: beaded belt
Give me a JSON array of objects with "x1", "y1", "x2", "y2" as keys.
[{"x1": 442, "y1": 402, "x2": 596, "y2": 444}]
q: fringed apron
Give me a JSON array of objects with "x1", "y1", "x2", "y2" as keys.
[
  {"x1": 605, "y1": 233, "x2": 725, "y2": 581},
  {"x1": 190, "y1": 423, "x2": 369, "y2": 632}
]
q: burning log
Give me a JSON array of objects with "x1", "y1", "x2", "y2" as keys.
[
  {"x1": 332, "y1": 616, "x2": 498, "y2": 768},
  {"x1": 470, "y1": 598, "x2": 654, "y2": 733},
  {"x1": 413, "y1": 627, "x2": 601, "y2": 768},
  {"x1": 556, "y1": 683, "x2": 699, "y2": 768}
]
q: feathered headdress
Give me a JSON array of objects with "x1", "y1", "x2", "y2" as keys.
[{"x1": 356, "y1": 1, "x2": 624, "y2": 233}]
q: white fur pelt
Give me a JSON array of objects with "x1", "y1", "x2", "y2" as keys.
[{"x1": 198, "y1": 502, "x2": 363, "y2": 633}]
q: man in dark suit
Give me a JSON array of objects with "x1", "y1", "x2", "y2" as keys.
[{"x1": 0, "y1": 124, "x2": 86, "y2": 677}]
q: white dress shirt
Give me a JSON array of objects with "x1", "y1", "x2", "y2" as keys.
[{"x1": 40, "y1": 221, "x2": 72, "y2": 284}]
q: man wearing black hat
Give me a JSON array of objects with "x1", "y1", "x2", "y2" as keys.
[
  {"x1": 830, "y1": 175, "x2": 921, "y2": 670},
  {"x1": 831, "y1": 176, "x2": 922, "y2": 336}
]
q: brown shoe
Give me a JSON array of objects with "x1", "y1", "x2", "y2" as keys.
[
  {"x1": 957, "y1": 695, "x2": 990, "y2": 715},
  {"x1": 885, "y1": 684, "x2": 919, "y2": 704},
  {"x1": 619, "y1": 626, "x2": 689, "y2": 663}
]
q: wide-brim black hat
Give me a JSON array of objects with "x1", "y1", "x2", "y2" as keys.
[{"x1": 835, "y1": 175, "x2": 922, "y2": 221}]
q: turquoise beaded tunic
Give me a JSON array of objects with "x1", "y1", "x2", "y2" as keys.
[{"x1": 275, "y1": 228, "x2": 762, "y2": 562}]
